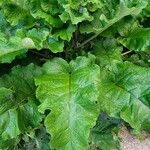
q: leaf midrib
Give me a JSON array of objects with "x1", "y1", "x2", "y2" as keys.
[{"x1": 67, "y1": 65, "x2": 75, "y2": 148}]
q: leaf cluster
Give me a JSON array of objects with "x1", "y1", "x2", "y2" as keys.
[{"x1": 0, "y1": 0, "x2": 150, "y2": 150}]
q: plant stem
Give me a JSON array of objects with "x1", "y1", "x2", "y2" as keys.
[
  {"x1": 29, "y1": 49, "x2": 50, "y2": 59},
  {"x1": 122, "y1": 50, "x2": 132, "y2": 56},
  {"x1": 77, "y1": 8, "x2": 135, "y2": 48},
  {"x1": 77, "y1": 33, "x2": 99, "y2": 48}
]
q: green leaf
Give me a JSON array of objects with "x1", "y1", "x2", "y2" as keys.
[
  {"x1": 0, "y1": 32, "x2": 27, "y2": 63},
  {"x1": 30, "y1": 0, "x2": 63, "y2": 28},
  {"x1": 92, "y1": 38, "x2": 122, "y2": 68},
  {"x1": 58, "y1": 0, "x2": 102, "y2": 24},
  {"x1": 118, "y1": 27, "x2": 150, "y2": 52},
  {"x1": 0, "y1": 64, "x2": 42, "y2": 141},
  {"x1": 35, "y1": 56, "x2": 100, "y2": 150},
  {"x1": 58, "y1": 0, "x2": 103, "y2": 25},
  {"x1": 143, "y1": 0, "x2": 150, "y2": 17},
  {"x1": 60, "y1": 4, "x2": 93, "y2": 24},
  {"x1": 53, "y1": 24, "x2": 76, "y2": 41},
  {"x1": 2, "y1": 3, "x2": 29, "y2": 26},
  {"x1": 0, "y1": 0, "x2": 63, "y2": 28},
  {"x1": 26, "y1": 28, "x2": 49, "y2": 50},
  {"x1": 99, "y1": 62, "x2": 150, "y2": 133},
  {"x1": 20, "y1": 126, "x2": 51, "y2": 150},
  {"x1": 0, "y1": 138, "x2": 18, "y2": 150},
  {"x1": 80, "y1": 0, "x2": 147, "y2": 33},
  {"x1": 0, "y1": 87, "x2": 14, "y2": 117},
  {"x1": 90, "y1": 113, "x2": 120, "y2": 150},
  {"x1": 0, "y1": 102, "x2": 41, "y2": 140},
  {"x1": 0, "y1": 64, "x2": 41, "y2": 103},
  {"x1": 48, "y1": 37, "x2": 64, "y2": 53}
]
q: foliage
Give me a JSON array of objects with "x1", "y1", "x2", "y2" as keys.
[{"x1": 0, "y1": 0, "x2": 150, "y2": 150}]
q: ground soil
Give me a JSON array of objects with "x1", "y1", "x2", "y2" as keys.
[{"x1": 119, "y1": 126, "x2": 150, "y2": 150}]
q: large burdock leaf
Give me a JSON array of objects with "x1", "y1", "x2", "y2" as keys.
[
  {"x1": 80, "y1": 0, "x2": 147, "y2": 33},
  {"x1": 118, "y1": 27, "x2": 150, "y2": 52},
  {"x1": 0, "y1": 32, "x2": 27, "y2": 63},
  {"x1": 0, "y1": 64, "x2": 42, "y2": 142},
  {"x1": 35, "y1": 56, "x2": 100, "y2": 150},
  {"x1": 99, "y1": 62, "x2": 150, "y2": 133}
]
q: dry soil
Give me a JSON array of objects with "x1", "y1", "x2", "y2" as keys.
[{"x1": 119, "y1": 127, "x2": 150, "y2": 150}]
